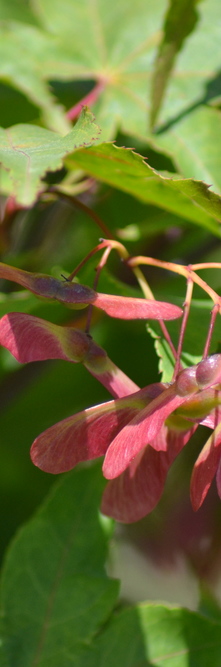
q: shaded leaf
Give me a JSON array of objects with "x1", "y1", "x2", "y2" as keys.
[
  {"x1": 151, "y1": 0, "x2": 221, "y2": 128},
  {"x1": 2, "y1": 461, "x2": 221, "y2": 666},
  {"x1": 198, "y1": 585, "x2": 221, "y2": 623},
  {"x1": 0, "y1": 0, "x2": 37, "y2": 23},
  {"x1": 0, "y1": 466, "x2": 119, "y2": 667},
  {"x1": 154, "y1": 106, "x2": 221, "y2": 194},
  {"x1": 150, "y1": 0, "x2": 201, "y2": 128},
  {"x1": 78, "y1": 603, "x2": 221, "y2": 667},
  {"x1": 0, "y1": 108, "x2": 100, "y2": 205},
  {"x1": 82, "y1": 336, "x2": 140, "y2": 397},
  {"x1": 0, "y1": 291, "x2": 38, "y2": 318}
]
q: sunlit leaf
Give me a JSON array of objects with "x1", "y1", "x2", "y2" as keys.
[
  {"x1": 0, "y1": 108, "x2": 100, "y2": 205},
  {"x1": 1, "y1": 0, "x2": 220, "y2": 142},
  {"x1": 147, "y1": 325, "x2": 175, "y2": 382},
  {"x1": 1, "y1": 0, "x2": 166, "y2": 136},
  {"x1": 69, "y1": 143, "x2": 221, "y2": 236}
]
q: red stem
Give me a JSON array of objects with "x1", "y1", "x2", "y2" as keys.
[
  {"x1": 128, "y1": 256, "x2": 221, "y2": 307},
  {"x1": 67, "y1": 241, "x2": 108, "y2": 281},
  {"x1": 159, "y1": 320, "x2": 179, "y2": 364},
  {"x1": 66, "y1": 80, "x2": 106, "y2": 121},
  {"x1": 52, "y1": 191, "x2": 115, "y2": 240},
  {"x1": 173, "y1": 278, "x2": 193, "y2": 380},
  {"x1": 203, "y1": 304, "x2": 219, "y2": 359},
  {"x1": 85, "y1": 246, "x2": 112, "y2": 333}
]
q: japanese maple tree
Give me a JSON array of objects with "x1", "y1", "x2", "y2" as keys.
[{"x1": 1, "y1": 1, "x2": 221, "y2": 665}]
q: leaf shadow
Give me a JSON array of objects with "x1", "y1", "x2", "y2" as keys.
[
  {"x1": 80, "y1": 604, "x2": 156, "y2": 666},
  {"x1": 155, "y1": 70, "x2": 221, "y2": 135}
]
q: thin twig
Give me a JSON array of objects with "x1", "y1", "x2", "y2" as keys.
[
  {"x1": 203, "y1": 304, "x2": 219, "y2": 359},
  {"x1": 85, "y1": 246, "x2": 112, "y2": 334},
  {"x1": 173, "y1": 278, "x2": 193, "y2": 380},
  {"x1": 67, "y1": 241, "x2": 108, "y2": 281},
  {"x1": 128, "y1": 256, "x2": 221, "y2": 307},
  {"x1": 131, "y1": 265, "x2": 178, "y2": 362},
  {"x1": 99, "y1": 241, "x2": 179, "y2": 361},
  {"x1": 51, "y1": 190, "x2": 115, "y2": 240}
]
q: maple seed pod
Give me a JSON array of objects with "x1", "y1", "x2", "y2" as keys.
[
  {"x1": 176, "y1": 366, "x2": 198, "y2": 397},
  {"x1": 196, "y1": 354, "x2": 221, "y2": 389}
]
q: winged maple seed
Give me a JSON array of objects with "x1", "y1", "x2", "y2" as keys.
[
  {"x1": 28, "y1": 356, "x2": 221, "y2": 522},
  {"x1": 1, "y1": 260, "x2": 221, "y2": 522},
  {"x1": 0, "y1": 262, "x2": 182, "y2": 320},
  {"x1": 27, "y1": 358, "x2": 221, "y2": 522},
  {"x1": 1, "y1": 306, "x2": 221, "y2": 522}
]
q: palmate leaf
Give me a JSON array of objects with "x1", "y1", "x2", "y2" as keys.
[
  {"x1": 0, "y1": 0, "x2": 166, "y2": 134},
  {"x1": 0, "y1": 108, "x2": 100, "y2": 205},
  {"x1": 68, "y1": 143, "x2": 221, "y2": 236},
  {"x1": 0, "y1": 0, "x2": 220, "y2": 137}
]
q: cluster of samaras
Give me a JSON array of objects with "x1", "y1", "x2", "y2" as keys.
[{"x1": 1, "y1": 245, "x2": 221, "y2": 523}]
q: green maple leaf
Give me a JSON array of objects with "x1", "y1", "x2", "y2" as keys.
[{"x1": 0, "y1": 107, "x2": 100, "y2": 205}]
